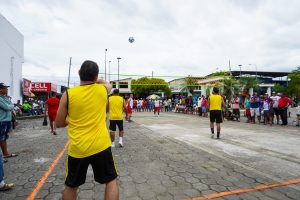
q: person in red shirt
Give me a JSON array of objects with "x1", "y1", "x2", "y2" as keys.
[
  {"x1": 278, "y1": 93, "x2": 290, "y2": 126},
  {"x1": 142, "y1": 99, "x2": 147, "y2": 112},
  {"x1": 45, "y1": 93, "x2": 60, "y2": 134}
]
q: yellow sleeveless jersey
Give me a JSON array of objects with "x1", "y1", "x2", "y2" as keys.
[
  {"x1": 67, "y1": 84, "x2": 110, "y2": 158},
  {"x1": 209, "y1": 94, "x2": 222, "y2": 111},
  {"x1": 109, "y1": 96, "x2": 124, "y2": 120}
]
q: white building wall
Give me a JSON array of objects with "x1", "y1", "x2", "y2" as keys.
[{"x1": 0, "y1": 14, "x2": 24, "y2": 103}]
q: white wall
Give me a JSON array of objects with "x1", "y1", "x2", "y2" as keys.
[{"x1": 0, "y1": 14, "x2": 24, "y2": 103}]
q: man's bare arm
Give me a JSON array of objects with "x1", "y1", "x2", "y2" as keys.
[
  {"x1": 56, "y1": 92, "x2": 68, "y2": 128},
  {"x1": 97, "y1": 79, "x2": 112, "y2": 94}
]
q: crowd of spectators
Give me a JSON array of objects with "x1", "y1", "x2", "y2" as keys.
[{"x1": 127, "y1": 92, "x2": 300, "y2": 127}]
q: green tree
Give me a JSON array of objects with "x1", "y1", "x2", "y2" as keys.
[
  {"x1": 272, "y1": 83, "x2": 287, "y2": 94},
  {"x1": 206, "y1": 86, "x2": 212, "y2": 97},
  {"x1": 288, "y1": 66, "x2": 300, "y2": 100},
  {"x1": 239, "y1": 76, "x2": 260, "y2": 93},
  {"x1": 131, "y1": 77, "x2": 171, "y2": 97},
  {"x1": 206, "y1": 71, "x2": 230, "y2": 77}
]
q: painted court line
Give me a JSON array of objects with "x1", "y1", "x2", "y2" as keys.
[
  {"x1": 190, "y1": 178, "x2": 300, "y2": 200},
  {"x1": 26, "y1": 141, "x2": 69, "y2": 200}
]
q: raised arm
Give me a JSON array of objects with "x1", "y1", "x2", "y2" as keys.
[
  {"x1": 97, "y1": 79, "x2": 112, "y2": 94},
  {"x1": 56, "y1": 92, "x2": 68, "y2": 128}
]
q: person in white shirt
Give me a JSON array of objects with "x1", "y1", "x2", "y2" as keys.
[
  {"x1": 154, "y1": 99, "x2": 160, "y2": 116},
  {"x1": 197, "y1": 96, "x2": 203, "y2": 116},
  {"x1": 270, "y1": 92, "x2": 281, "y2": 124}
]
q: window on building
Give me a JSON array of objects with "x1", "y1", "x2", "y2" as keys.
[{"x1": 119, "y1": 82, "x2": 128, "y2": 88}]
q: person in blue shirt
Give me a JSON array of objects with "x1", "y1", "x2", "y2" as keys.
[
  {"x1": 0, "y1": 83, "x2": 14, "y2": 191},
  {"x1": 250, "y1": 92, "x2": 261, "y2": 124}
]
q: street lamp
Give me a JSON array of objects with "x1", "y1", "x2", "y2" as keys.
[
  {"x1": 238, "y1": 64, "x2": 242, "y2": 77},
  {"x1": 248, "y1": 64, "x2": 257, "y2": 79},
  {"x1": 117, "y1": 57, "x2": 121, "y2": 89},
  {"x1": 104, "y1": 49, "x2": 107, "y2": 81},
  {"x1": 108, "y1": 60, "x2": 111, "y2": 82}
]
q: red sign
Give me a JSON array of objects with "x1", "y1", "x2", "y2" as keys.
[{"x1": 31, "y1": 82, "x2": 56, "y2": 92}]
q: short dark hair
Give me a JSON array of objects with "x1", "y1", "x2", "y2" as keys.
[
  {"x1": 213, "y1": 87, "x2": 219, "y2": 94},
  {"x1": 113, "y1": 89, "x2": 119, "y2": 95},
  {"x1": 79, "y1": 60, "x2": 99, "y2": 81}
]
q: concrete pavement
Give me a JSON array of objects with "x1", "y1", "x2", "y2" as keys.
[{"x1": 0, "y1": 112, "x2": 299, "y2": 199}]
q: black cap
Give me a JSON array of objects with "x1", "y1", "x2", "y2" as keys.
[{"x1": 0, "y1": 83, "x2": 10, "y2": 89}]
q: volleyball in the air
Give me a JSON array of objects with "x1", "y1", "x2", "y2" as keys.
[{"x1": 128, "y1": 37, "x2": 135, "y2": 43}]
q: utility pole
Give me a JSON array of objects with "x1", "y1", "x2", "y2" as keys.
[
  {"x1": 117, "y1": 57, "x2": 121, "y2": 89},
  {"x1": 109, "y1": 60, "x2": 111, "y2": 82},
  {"x1": 67, "y1": 57, "x2": 72, "y2": 88},
  {"x1": 105, "y1": 49, "x2": 107, "y2": 81}
]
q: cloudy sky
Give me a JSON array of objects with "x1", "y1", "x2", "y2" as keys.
[{"x1": 1, "y1": 0, "x2": 300, "y2": 85}]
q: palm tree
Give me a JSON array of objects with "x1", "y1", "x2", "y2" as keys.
[
  {"x1": 222, "y1": 78, "x2": 240, "y2": 100},
  {"x1": 239, "y1": 76, "x2": 260, "y2": 93}
]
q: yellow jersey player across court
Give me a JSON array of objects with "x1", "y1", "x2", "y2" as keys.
[
  {"x1": 108, "y1": 89, "x2": 127, "y2": 148},
  {"x1": 207, "y1": 87, "x2": 225, "y2": 139}
]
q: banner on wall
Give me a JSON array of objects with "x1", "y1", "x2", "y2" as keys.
[{"x1": 22, "y1": 78, "x2": 32, "y2": 96}]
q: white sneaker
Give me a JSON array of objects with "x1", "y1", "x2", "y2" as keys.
[
  {"x1": 111, "y1": 143, "x2": 115, "y2": 148},
  {"x1": 119, "y1": 141, "x2": 123, "y2": 147}
]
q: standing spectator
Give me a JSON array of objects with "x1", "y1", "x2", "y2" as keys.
[
  {"x1": 278, "y1": 93, "x2": 290, "y2": 126},
  {"x1": 164, "y1": 99, "x2": 168, "y2": 112},
  {"x1": 244, "y1": 94, "x2": 251, "y2": 123},
  {"x1": 55, "y1": 60, "x2": 118, "y2": 200},
  {"x1": 0, "y1": 83, "x2": 18, "y2": 161},
  {"x1": 231, "y1": 94, "x2": 240, "y2": 121},
  {"x1": 270, "y1": 92, "x2": 281, "y2": 124},
  {"x1": 296, "y1": 103, "x2": 300, "y2": 126},
  {"x1": 154, "y1": 98, "x2": 160, "y2": 116},
  {"x1": 197, "y1": 96, "x2": 203, "y2": 116},
  {"x1": 201, "y1": 97, "x2": 208, "y2": 117},
  {"x1": 45, "y1": 93, "x2": 60, "y2": 135},
  {"x1": 262, "y1": 93, "x2": 273, "y2": 125},
  {"x1": 168, "y1": 98, "x2": 172, "y2": 112},
  {"x1": 127, "y1": 94, "x2": 134, "y2": 122},
  {"x1": 207, "y1": 87, "x2": 225, "y2": 139},
  {"x1": 148, "y1": 99, "x2": 154, "y2": 112},
  {"x1": 250, "y1": 93, "x2": 261, "y2": 124},
  {"x1": 142, "y1": 99, "x2": 147, "y2": 112}
]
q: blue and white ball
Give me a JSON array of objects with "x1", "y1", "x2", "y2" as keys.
[{"x1": 128, "y1": 37, "x2": 135, "y2": 43}]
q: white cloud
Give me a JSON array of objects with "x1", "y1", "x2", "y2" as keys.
[{"x1": 1, "y1": 0, "x2": 300, "y2": 85}]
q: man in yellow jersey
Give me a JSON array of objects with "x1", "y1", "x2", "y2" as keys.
[
  {"x1": 56, "y1": 60, "x2": 118, "y2": 200},
  {"x1": 207, "y1": 87, "x2": 225, "y2": 139},
  {"x1": 108, "y1": 89, "x2": 126, "y2": 148}
]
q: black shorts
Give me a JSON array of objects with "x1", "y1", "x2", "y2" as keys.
[
  {"x1": 273, "y1": 108, "x2": 280, "y2": 116},
  {"x1": 232, "y1": 109, "x2": 240, "y2": 116},
  {"x1": 210, "y1": 110, "x2": 223, "y2": 123},
  {"x1": 65, "y1": 147, "x2": 118, "y2": 188},
  {"x1": 109, "y1": 120, "x2": 123, "y2": 132}
]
